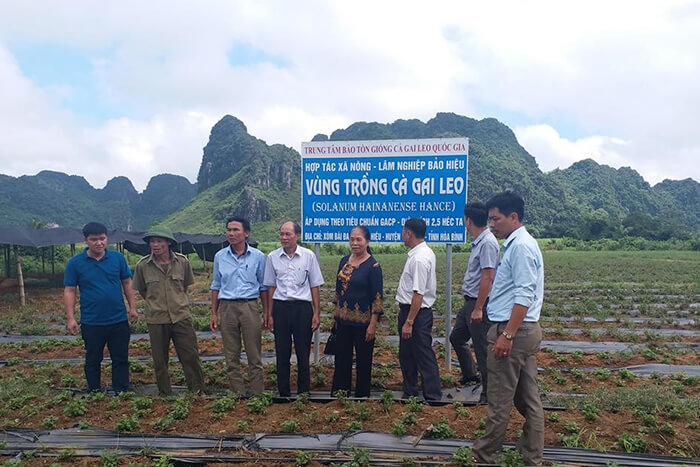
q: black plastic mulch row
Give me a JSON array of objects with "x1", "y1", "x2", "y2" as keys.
[{"x1": 1, "y1": 429, "x2": 698, "y2": 466}]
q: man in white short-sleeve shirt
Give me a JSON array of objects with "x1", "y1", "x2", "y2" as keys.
[
  {"x1": 263, "y1": 221, "x2": 324, "y2": 397},
  {"x1": 395, "y1": 218, "x2": 442, "y2": 401}
]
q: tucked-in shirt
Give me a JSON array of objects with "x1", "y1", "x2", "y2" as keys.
[
  {"x1": 487, "y1": 226, "x2": 544, "y2": 323},
  {"x1": 132, "y1": 251, "x2": 195, "y2": 324},
  {"x1": 210, "y1": 245, "x2": 267, "y2": 300},
  {"x1": 461, "y1": 229, "x2": 500, "y2": 298},
  {"x1": 63, "y1": 248, "x2": 131, "y2": 326},
  {"x1": 263, "y1": 245, "x2": 324, "y2": 302},
  {"x1": 395, "y1": 241, "x2": 437, "y2": 308},
  {"x1": 334, "y1": 255, "x2": 384, "y2": 326}
]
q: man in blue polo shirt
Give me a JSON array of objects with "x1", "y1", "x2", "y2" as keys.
[{"x1": 64, "y1": 222, "x2": 138, "y2": 393}]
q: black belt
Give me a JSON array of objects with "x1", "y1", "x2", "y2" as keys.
[
  {"x1": 220, "y1": 297, "x2": 257, "y2": 302},
  {"x1": 464, "y1": 295, "x2": 477, "y2": 301},
  {"x1": 398, "y1": 304, "x2": 431, "y2": 311}
]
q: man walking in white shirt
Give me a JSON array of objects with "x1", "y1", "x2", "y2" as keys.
[{"x1": 396, "y1": 218, "x2": 442, "y2": 401}]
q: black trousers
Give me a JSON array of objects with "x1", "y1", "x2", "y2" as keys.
[
  {"x1": 398, "y1": 305, "x2": 442, "y2": 401},
  {"x1": 331, "y1": 322, "x2": 375, "y2": 398},
  {"x1": 81, "y1": 320, "x2": 130, "y2": 392},
  {"x1": 273, "y1": 300, "x2": 313, "y2": 397},
  {"x1": 449, "y1": 297, "x2": 489, "y2": 393}
]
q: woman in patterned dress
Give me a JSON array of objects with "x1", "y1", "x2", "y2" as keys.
[{"x1": 330, "y1": 225, "x2": 384, "y2": 397}]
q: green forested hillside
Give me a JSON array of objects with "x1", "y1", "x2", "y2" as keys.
[
  {"x1": 164, "y1": 115, "x2": 300, "y2": 238},
  {"x1": 2, "y1": 112, "x2": 698, "y2": 240},
  {"x1": 317, "y1": 114, "x2": 584, "y2": 236},
  {"x1": 0, "y1": 171, "x2": 196, "y2": 230}
]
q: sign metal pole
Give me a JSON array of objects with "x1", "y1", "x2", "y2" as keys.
[
  {"x1": 313, "y1": 242, "x2": 321, "y2": 363},
  {"x1": 444, "y1": 243, "x2": 453, "y2": 371}
]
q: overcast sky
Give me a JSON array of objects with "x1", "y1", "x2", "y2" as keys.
[{"x1": 1, "y1": 1, "x2": 699, "y2": 191}]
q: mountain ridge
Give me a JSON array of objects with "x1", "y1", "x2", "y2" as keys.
[{"x1": 1, "y1": 113, "x2": 698, "y2": 241}]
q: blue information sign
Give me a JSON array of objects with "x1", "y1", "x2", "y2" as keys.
[{"x1": 301, "y1": 138, "x2": 469, "y2": 243}]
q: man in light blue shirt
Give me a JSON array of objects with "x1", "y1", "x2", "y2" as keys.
[
  {"x1": 473, "y1": 191, "x2": 544, "y2": 466},
  {"x1": 210, "y1": 217, "x2": 269, "y2": 395}
]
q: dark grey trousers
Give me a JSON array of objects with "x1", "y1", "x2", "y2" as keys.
[
  {"x1": 449, "y1": 297, "x2": 489, "y2": 393},
  {"x1": 148, "y1": 318, "x2": 204, "y2": 395},
  {"x1": 473, "y1": 321, "x2": 544, "y2": 466},
  {"x1": 398, "y1": 305, "x2": 442, "y2": 401}
]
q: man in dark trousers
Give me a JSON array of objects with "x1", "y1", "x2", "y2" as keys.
[
  {"x1": 396, "y1": 218, "x2": 442, "y2": 401},
  {"x1": 449, "y1": 202, "x2": 499, "y2": 403},
  {"x1": 473, "y1": 191, "x2": 545, "y2": 466},
  {"x1": 64, "y1": 222, "x2": 138, "y2": 393},
  {"x1": 132, "y1": 225, "x2": 205, "y2": 395},
  {"x1": 263, "y1": 221, "x2": 324, "y2": 397}
]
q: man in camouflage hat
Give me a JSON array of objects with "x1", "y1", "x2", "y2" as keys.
[{"x1": 132, "y1": 225, "x2": 205, "y2": 395}]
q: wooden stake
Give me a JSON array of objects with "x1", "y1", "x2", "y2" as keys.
[{"x1": 13, "y1": 245, "x2": 25, "y2": 306}]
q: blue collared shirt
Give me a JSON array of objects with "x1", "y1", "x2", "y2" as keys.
[
  {"x1": 486, "y1": 226, "x2": 544, "y2": 323},
  {"x1": 63, "y1": 248, "x2": 131, "y2": 325},
  {"x1": 210, "y1": 245, "x2": 268, "y2": 299}
]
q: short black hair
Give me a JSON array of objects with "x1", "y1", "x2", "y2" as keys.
[
  {"x1": 280, "y1": 221, "x2": 301, "y2": 235},
  {"x1": 485, "y1": 190, "x2": 525, "y2": 222},
  {"x1": 82, "y1": 222, "x2": 107, "y2": 238},
  {"x1": 226, "y1": 216, "x2": 251, "y2": 232},
  {"x1": 403, "y1": 218, "x2": 426, "y2": 239},
  {"x1": 464, "y1": 202, "x2": 488, "y2": 227}
]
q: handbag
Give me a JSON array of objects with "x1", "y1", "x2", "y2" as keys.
[{"x1": 324, "y1": 327, "x2": 337, "y2": 355}]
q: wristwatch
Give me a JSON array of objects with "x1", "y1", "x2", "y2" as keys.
[
  {"x1": 502, "y1": 331, "x2": 515, "y2": 341},
  {"x1": 406, "y1": 318, "x2": 414, "y2": 326}
]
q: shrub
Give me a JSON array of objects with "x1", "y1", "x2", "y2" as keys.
[
  {"x1": 64, "y1": 399, "x2": 88, "y2": 417},
  {"x1": 237, "y1": 419, "x2": 251, "y2": 431},
  {"x1": 426, "y1": 417, "x2": 456, "y2": 439},
  {"x1": 77, "y1": 420, "x2": 92, "y2": 429},
  {"x1": 406, "y1": 396, "x2": 423, "y2": 413},
  {"x1": 281, "y1": 418, "x2": 300, "y2": 433},
  {"x1": 452, "y1": 446, "x2": 475, "y2": 466},
  {"x1": 618, "y1": 432, "x2": 648, "y2": 453},
  {"x1": 400, "y1": 412, "x2": 417, "y2": 426},
  {"x1": 392, "y1": 421, "x2": 406, "y2": 436},
  {"x1": 294, "y1": 393, "x2": 309, "y2": 411},
  {"x1": 153, "y1": 416, "x2": 174, "y2": 431},
  {"x1": 171, "y1": 397, "x2": 191, "y2": 420},
  {"x1": 657, "y1": 423, "x2": 676, "y2": 436},
  {"x1": 41, "y1": 416, "x2": 58, "y2": 429},
  {"x1": 346, "y1": 420, "x2": 363, "y2": 431},
  {"x1": 618, "y1": 369, "x2": 636, "y2": 381},
  {"x1": 101, "y1": 449, "x2": 120, "y2": 467},
  {"x1": 380, "y1": 390, "x2": 394, "y2": 412},
  {"x1": 211, "y1": 394, "x2": 239, "y2": 413},
  {"x1": 60, "y1": 373, "x2": 77, "y2": 387},
  {"x1": 115, "y1": 414, "x2": 139, "y2": 432},
  {"x1": 295, "y1": 450, "x2": 313, "y2": 467}
]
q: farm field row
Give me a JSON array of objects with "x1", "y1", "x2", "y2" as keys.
[{"x1": 1, "y1": 249, "x2": 699, "y2": 464}]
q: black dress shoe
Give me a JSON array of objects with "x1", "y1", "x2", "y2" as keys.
[
  {"x1": 478, "y1": 393, "x2": 488, "y2": 405},
  {"x1": 460, "y1": 375, "x2": 481, "y2": 386}
]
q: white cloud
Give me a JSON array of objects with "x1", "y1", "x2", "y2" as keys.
[
  {"x1": 514, "y1": 124, "x2": 628, "y2": 172},
  {"x1": 0, "y1": 0, "x2": 699, "y2": 190},
  {"x1": 82, "y1": 112, "x2": 216, "y2": 190}
]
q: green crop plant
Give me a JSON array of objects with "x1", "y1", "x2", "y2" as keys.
[
  {"x1": 392, "y1": 421, "x2": 406, "y2": 436},
  {"x1": 281, "y1": 418, "x2": 300, "y2": 433},
  {"x1": 426, "y1": 417, "x2": 456, "y2": 439}
]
